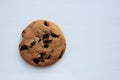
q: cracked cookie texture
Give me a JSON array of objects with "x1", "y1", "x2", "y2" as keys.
[{"x1": 19, "y1": 20, "x2": 66, "y2": 67}]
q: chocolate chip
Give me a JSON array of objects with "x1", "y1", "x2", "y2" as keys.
[
  {"x1": 22, "y1": 30, "x2": 25, "y2": 34},
  {"x1": 47, "y1": 55, "x2": 51, "y2": 59},
  {"x1": 20, "y1": 45, "x2": 28, "y2": 50},
  {"x1": 58, "y1": 54, "x2": 62, "y2": 59},
  {"x1": 31, "y1": 41, "x2": 36, "y2": 45},
  {"x1": 40, "y1": 52, "x2": 46, "y2": 57},
  {"x1": 22, "y1": 30, "x2": 25, "y2": 37},
  {"x1": 43, "y1": 34, "x2": 49, "y2": 40},
  {"x1": 38, "y1": 53, "x2": 51, "y2": 62},
  {"x1": 30, "y1": 25, "x2": 33, "y2": 28},
  {"x1": 44, "y1": 44, "x2": 49, "y2": 48},
  {"x1": 33, "y1": 21, "x2": 36, "y2": 24},
  {"x1": 37, "y1": 31, "x2": 39, "y2": 34},
  {"x1": 33, "y1": 58, "x2": 40, "y2": 64},
  {"x1": 44, "y1": 21, "x2": 49, "y2": 26},
  {"x1": 39, "y1": 52, "x2": 46, "y2": 62},
  {"x1": 43, "y1": 40, "x2": 52, "y2": 44},
  {"x1": 51, "y1": 33, "x2": 59, "y2": 38},
  {"x1": 38, "y1": 37, "x2": 41, "y2": 42},
  {"x1": 30, "y1": 41, "x2": 36, "y2": 48}
]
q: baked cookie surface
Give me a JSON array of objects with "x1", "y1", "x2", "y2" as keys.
[{"x1": 19, "y1": 20, "x2": 66, "y2": 67}]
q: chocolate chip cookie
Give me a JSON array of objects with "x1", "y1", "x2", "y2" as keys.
[{"x1": 19, "y1": 20, "x2": 66, "y2": 67}]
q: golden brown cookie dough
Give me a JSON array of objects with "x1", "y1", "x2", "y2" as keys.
[{"x1": 19, "y1": 20, "x2": 66, "y2": 67}]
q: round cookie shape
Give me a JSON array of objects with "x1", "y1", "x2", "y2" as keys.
[{"x1": 19, "y1": 20, "x2": 66, "y2": 67}]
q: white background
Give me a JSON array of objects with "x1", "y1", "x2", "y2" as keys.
[{"x1": 0, "y1": 0, "x2": 120, "y2": 80}]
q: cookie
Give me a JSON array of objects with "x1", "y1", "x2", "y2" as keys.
[{"x1": 19, "y1": 20, "x2": 66, "y2": 67}]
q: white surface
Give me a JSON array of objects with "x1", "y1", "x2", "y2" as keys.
[{"x1": 0, "y1": 0, "x2": 120, "y2": 80}]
